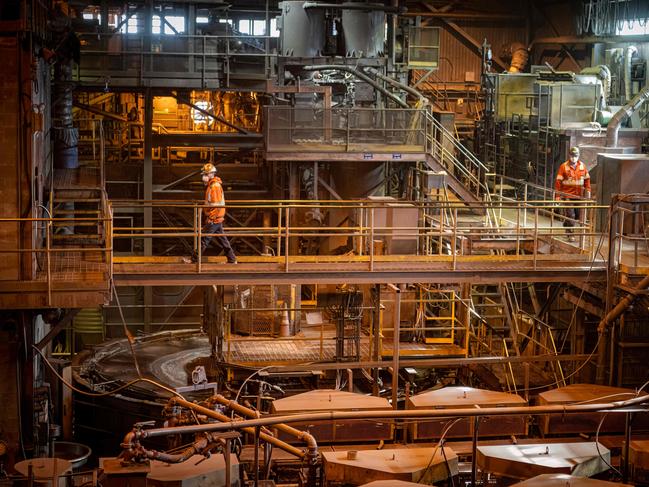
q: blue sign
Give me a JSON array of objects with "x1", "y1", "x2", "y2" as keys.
[
  {"x1": 363, "y1": 153, "x2": 373, "y2": 160},
  {"x1": 392, "y1": 153, "x2": 402, "y2": 160}
]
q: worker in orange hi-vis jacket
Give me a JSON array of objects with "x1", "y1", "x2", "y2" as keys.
[
  {"x1": 554, "y1": 146, "x2": 591, "y2": 242},
  {"x1": 185, "y1": 163, "x2": 237, "y2": 264}
]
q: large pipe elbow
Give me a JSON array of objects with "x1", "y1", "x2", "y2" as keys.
[
  {"x1": 606, "y1": 84, "x2": 649, "y2": 147},
  {"x1": 507, "y1": 42, "x2": 528, "y2": 73}
]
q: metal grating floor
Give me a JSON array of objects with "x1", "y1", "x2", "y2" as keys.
[{"x1": 226, "y1": 325, "x2": 465, "y2": 365}]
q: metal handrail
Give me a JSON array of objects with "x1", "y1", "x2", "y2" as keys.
[
  {"x1": 424, "y1": 109, "x2": 489, "y2": 197},
  {"x1": 108, "y1": 199, "x2": 605, "y2": 267}
]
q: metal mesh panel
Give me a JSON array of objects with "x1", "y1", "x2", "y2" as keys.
[{"x1": 265, "y1": 107, "x2": 427, "y2": 151}]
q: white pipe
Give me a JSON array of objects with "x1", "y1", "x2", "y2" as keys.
[{"x1": 624, "y1": 45, "x2": 638, "y2": 102}]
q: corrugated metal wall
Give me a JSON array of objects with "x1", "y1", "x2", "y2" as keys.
[{"x1": 434, "y1": 21, "x2": 527, "y2": 82}]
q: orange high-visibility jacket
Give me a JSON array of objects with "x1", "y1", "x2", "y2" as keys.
[
  {"x1": 204, "y1": 176, "x2": 226, "y2": 224},
  {"x1": 555, "y1": 160, "x2": 591, "y2": 198}
]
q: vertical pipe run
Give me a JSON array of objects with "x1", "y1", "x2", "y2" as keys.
[
  {"x1": 623, "y1": 412, "x2": 632, "y2": 484},
  {"x1": 390, "y1": 285, "x2": 401, "y2": 410},
  {"x1": 471, "y1": 416, "x2": 480, "y2": 487},
  {"x1": 254, "y1": 426, "x2": 260, "y2": 487},
  {"x1": 224, "y1": 438, "x2": 231, "y2": 486}
]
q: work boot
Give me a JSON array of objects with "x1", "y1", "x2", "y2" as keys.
[{"x1": 182, "y1": 251, "x2": 199, "y2": 264}]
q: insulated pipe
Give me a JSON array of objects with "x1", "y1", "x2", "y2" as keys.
[
  {"x1": 302, "y1": 65, "x2": 409, "y2": 108},
  {"x1": 606, "y1": 84, "x2": 649, "y2": 147},
  {"x1": 130, "y1": 394, "x2": 649, "y2": 438},
  {"x1": 624, "y1": 46, "x2": 638, "y2": 102},
  {"x1": 209, "y1": 394, "x2": 318, "y2": 459},
  {"x1": 168, "y1": 397, "x2": 306, "y2": 459},
  {"x1": 362, "y1": 66, "x2": 428, "y2": 104}
]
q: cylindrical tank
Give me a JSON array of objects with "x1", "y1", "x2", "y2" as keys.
[
  {"x1": 278, "y1": 1, "x2": 325, "y2": 57},
  {"x1": 341, "y1": 7, "x2": 385, "y2": 58}
]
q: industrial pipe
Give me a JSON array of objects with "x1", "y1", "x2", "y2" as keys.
[
  {"x1": 606, "y1": 84, "x2": 649, "y2": 147},
  {"x1": 595, "y1": 273, "x2": 649, "y2": 383},
  {"x1": 362, "y1": 66, "x2": 428, "y2": 104},
  {"x1": 302, "y1": 2, "x2": 402, "y2": 13},
  {"x1": 302, "y1": 65, "x2": 409, "y2": 108},
  {"x1": 209, "y1": 394, "x2": 318, "y2": 459},
  {"x1": 597, "y1": 274, "x2": 649, "y2": 334},
  {"x1": 128, "y1": 394, "x2": 649, "y2": 438},
  {"x1": 507, "y1": 42, "x2": 528, "y2": 73},
  {"x1": 624, "y1": 46, "x2": 638, "y2": 102},
  {"x1": 168, "y1": 397, "x2": 306, "y2": 459}
]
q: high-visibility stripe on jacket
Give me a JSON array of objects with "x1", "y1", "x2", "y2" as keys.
[
  {"x1": 555, "y1": 160, "x2": 591, "y2": 198},
  {"x1": 204, "y1": 176, "x2": 226, "y2": 223}
]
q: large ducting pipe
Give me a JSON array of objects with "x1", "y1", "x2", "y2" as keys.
[
  {"x1": 507, "y1": 42, "x2": 528, "y2": 73},
  {"x1": 53, "y1": 59, "x2": 79, "y2": 169},
  {"x1": 606, "y1": 84, "x2": 649, "y2": 147}
]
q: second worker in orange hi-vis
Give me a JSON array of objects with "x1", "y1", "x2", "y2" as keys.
[
  {"x1": 555, "y1": 146, "x2": 591, "y2": 242},
  {"x1": 185, "y1": 163, "x2": 237, "y2": 264}
]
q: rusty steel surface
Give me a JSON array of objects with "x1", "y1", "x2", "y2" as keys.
[
  {"x1": 323, "y1": 447, "x2": 458, "y2": 485},
  {"x1": 407, "y1": 386, "x2": 528, "y2": 439},
  {"x1": 113, "y1": 258, "x2": 607, "y2": 286},
  {"x1": 538, "y1": 384, "x2": 649, "y2": 435}
]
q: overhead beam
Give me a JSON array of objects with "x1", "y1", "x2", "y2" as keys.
[
  {"x1": 72, "y1": 101, "x2": 128, "y2": 122},
  {"x1": 563, "y1": 290, "x2": 603, "y2": 318},
  {"x1": 532, "y1": 35, "x2": 649, "y2": 44},
  {"x1": 405, "y1": 12, "x2": 524, "y2": 20}
]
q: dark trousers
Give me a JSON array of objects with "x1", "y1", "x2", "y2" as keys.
[
  {"x1": 198, "y1": 221, "x2": 236, "y2": 262},
  {"x1": 562, "y1": 205, "x2": 582, "y2": 230}
]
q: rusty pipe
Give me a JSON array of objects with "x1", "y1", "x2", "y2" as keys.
[
  {"x1": 129, "y1": 394, "x2": 649, "y2": 438},
  {"x1": 169, "y1": 396, "x2": 306, "y2": 459},
  {"x1": 209, "y1": 394, "x2": 318, "y2": 460},
  {"x1": 144, "y1": 436, "x2": 208, "y2": 463},
  {"x1": 597, "y1": 273, "x2": 649, "y2": 334},
  {"x1": 595, "y1": 273, "x2": 649, "y2": 383}
]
